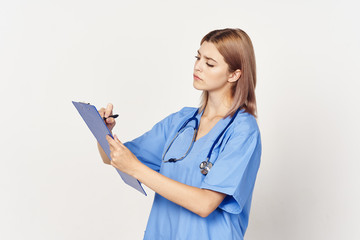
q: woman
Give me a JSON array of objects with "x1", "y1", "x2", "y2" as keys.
[{"x1": 98, "y1": 28, "x2": 261, "y2": 240}]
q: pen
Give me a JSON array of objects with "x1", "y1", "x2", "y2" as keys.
[{"x1": 103, "y1": 114, "x2": 119, "y2": 120}]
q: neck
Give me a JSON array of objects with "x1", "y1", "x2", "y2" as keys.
[{"x1": 203, "y1": 91, "x2": 233, "y2": 119}]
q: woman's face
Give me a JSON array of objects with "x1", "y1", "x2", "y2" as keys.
[{"x1": 193, "y1": 41, "x2": 232, "y2": 93}]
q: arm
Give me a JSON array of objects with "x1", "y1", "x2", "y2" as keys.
[
  {"x1": 136, "y1": 162, "x2": 226, "y2": 218},
  {"x1": 107, "y1": 135, "x2": 226, "y2": 218}
]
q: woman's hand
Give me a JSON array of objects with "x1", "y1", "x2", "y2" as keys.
[
  {"x1": 98, "y1": 103, "x2": 116, "y2": 132},
  {"x1": 106, "y1": 134, "x2": 142, "y2": 177},
  {"x1": 97, "y1": 103, "x2": 116, "y2": 165}
]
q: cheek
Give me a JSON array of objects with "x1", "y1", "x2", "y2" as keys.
[{"x1": 208, "y1": 69, "x2": 228, "y2": 85}]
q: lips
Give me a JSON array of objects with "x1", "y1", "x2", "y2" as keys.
[{"x1": 193, "y1": 74, "x2": 202, "y2": 80}]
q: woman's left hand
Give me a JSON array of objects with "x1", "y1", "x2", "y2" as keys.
[{"x1": 106, "y1": 135, "x2": 141, "y2": 177}]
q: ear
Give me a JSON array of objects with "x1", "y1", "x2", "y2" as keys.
[{"x1": 228, "y1": 69, "x2": 241, "y2": 83}]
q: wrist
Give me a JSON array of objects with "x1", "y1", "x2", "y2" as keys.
[{"x1": 131, "y1": 160, "x2": 147, "y2": 181}]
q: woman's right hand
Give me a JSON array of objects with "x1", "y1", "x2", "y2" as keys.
[{"x1": 98, "y1": 103, "x2": 116, "y2": 132}]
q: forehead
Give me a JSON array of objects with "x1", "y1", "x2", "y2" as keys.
[{"x1": 198, "y1": 41, "x2": 225, "y2": 63}]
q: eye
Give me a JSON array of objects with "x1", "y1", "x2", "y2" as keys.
[
  {"x1": 195, "y1": 56, "x2": 200, "y2": 60},
  {"x1": 206, "y1": 63, "x2": 214, "y2": 67}
]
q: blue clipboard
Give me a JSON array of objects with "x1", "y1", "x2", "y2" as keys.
[{"x1": 72, "y1": 101, "x2": 146, "y2": 196}]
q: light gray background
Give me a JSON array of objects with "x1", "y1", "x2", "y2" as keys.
[{"x1": 1, "y1": 0, "x2": 359, "y2": 239}]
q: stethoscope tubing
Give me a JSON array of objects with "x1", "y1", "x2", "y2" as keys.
[
  {"x1": 162, "y1": 110, "x2": 200, "y2": 163},
  {"x1": 205, "y1": 108, "x2": 240, "y2": 162},
  {"x1": 163, "y1": 108, "x2": 241, "y2": 166}
]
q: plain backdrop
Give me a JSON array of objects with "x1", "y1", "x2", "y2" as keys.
[{"x1": 1, "y1": 0, "x2": 359, "y2": 239}]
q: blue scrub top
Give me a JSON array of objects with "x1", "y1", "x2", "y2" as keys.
[{"x1": 124, "y1": 107, "x2": 261, "y2": 240}]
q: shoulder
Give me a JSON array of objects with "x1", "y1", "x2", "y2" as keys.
[
  {"x1": 175, "y1": 106, "x2": 197, "y2": 115},
  {"x1": 229, "y1": 110, "x2": 260, "y2": 137},
  {"x1": 167, "y1": 106, "x2": 197, "y2": 122},
  {"x1": 156, "y1": 107, "x2": 197, "y2": 127},
  {"x1": 221, "y1": 111, "x2": 262, "y2": 156}
]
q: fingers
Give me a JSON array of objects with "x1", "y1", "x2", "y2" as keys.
[
  {"x1": 106, "y1": 117, "x2": 115, "y2": 125},
  {"x1": 105, "y1": 103, "x2": 113, "y2": 118},
  {"x1": 106, "y1": 135, "x2": 116, "y2": 147},
  {"x1": 106, "y1": 135, "x2": 123, "y2": 149},
  {"x1": 106, "y1": 135, "x2": 126, "y2": 166},
  {"x1": 98, "y1": 107, "x2": 106, "y2": 118},
  {"x1": 114, "y1": 134, "x2": 122, "y2": 143},
  {"x1": 98, "y1": 104, "x2": 116, "y2": 131}
]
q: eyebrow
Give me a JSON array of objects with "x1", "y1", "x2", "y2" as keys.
[{"x1": 197, "y1": 50, "x2": 218, "y2": 63}]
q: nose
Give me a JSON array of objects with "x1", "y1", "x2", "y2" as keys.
[{"x1": 194, "y1": 59, "x2": 202, "y2": 72}]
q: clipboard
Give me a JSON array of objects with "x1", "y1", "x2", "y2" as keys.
[{"x1": 72, "y1": 101, "x2": 147, "y2": 195}]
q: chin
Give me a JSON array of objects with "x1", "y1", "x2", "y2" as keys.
[{"x1": 193, "y1": 80, "x2": 203, "y2": 90}]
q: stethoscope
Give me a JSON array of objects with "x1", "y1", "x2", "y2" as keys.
[{"x1": 162, "y1": 108, "x2": 241, "y2": 175}]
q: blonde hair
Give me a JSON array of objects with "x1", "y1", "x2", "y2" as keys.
[{"x1": 199, "y1": 28, "x2": 257, "y2": 118}]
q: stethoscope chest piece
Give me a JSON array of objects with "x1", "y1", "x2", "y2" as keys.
[{"x1": 199, "y1": 161, "x2": 213, "y2": 175}]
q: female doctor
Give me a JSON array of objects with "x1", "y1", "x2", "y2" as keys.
[{"x1": 98, "y1": 28, "x2": 261, "y2": 240}]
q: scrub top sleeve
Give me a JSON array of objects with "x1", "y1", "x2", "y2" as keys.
[
  {"x1": 124, "y1": 113, "x2": 175, "y2": 172},
  {"x1": 200, "y1": 122, "x2": 262, "y2": 214}
]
